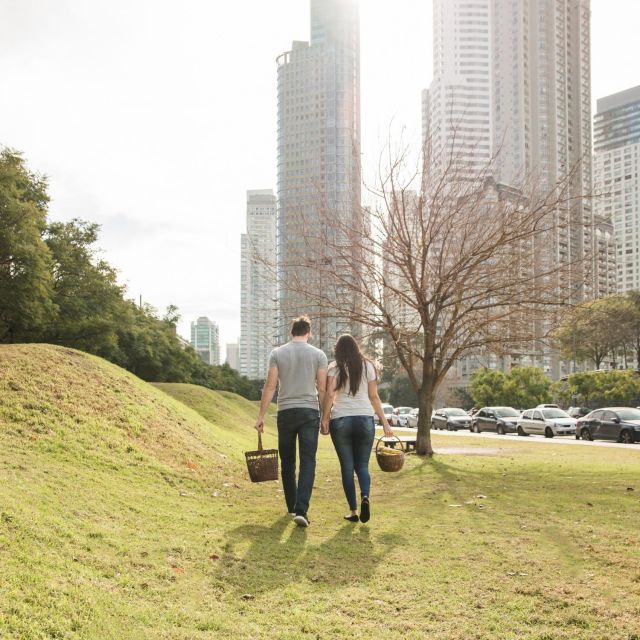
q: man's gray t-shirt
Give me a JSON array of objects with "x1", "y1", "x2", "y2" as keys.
[{"x1": 268, "y1": 341, "x2": 328, "y2": 411}]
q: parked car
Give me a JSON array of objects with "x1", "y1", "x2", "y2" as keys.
[
  {"x1": 407, "y1": 408, "x2": 419, "y2": 428},
  {"x1": 376, "y1": 403, "x2": 394, "y2": 425},
  {"x1": 567, "y1": 406, "x2": 591, "y2": 419},
  {"x1": 432, "y1": 408, "x2": 471, "y2": 431},
  {"x1": 470, "y1": 407, "x2": 520, "y2": 434},
  {"x1": 576, "y1": 407, "x2": 640, "y2": 443},
  {"x1": 517, "y1": 407, "x2": 577, "y2": 438},
  {"x1": 535, "y1": 403, "x2": 559, "y2": 409},
  {"x1": 390, "y1": 406, "x2": 413, "y2": 427}
]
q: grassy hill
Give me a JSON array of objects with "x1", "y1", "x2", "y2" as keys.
[{"x1": 1, "y1": 344, "x2": 640, "y2": 639}]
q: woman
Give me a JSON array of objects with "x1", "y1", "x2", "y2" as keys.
[{"x1": 321, "y1": 334, "x2": 393, "y2": 523}]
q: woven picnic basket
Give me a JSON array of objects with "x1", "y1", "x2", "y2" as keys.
[
  {"x1": 375, "y1": 435, "x2": 405, "y2": 472},
  {"x1": 245, "y1": 433, "x2": 279, "y2": 483}
]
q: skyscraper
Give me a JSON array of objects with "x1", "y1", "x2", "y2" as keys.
[
  {"x1": 190, "y1": 317, "x2": 220, "y2": 366},
  {"x1": 225, "y1": 342, "x2": 240, "y2": 372},
  {"x1": 594, "y1": 86, "x2": 640, "y2": 293},
  {"x1": 425, "y1": 0, "x2": 615, "y2": 302},
  {"x1": 425, "y1": 0, "x2": 492, "y2": 178},
  {"x1": 424, "y1": 0, "x2": 616, "y2": 377},
  {"x1": 276, "y1": 0, "x2": 361, "y2": 354},
  {"x1": 240, "y1": 189, "x2": 277, "y2": 380}
]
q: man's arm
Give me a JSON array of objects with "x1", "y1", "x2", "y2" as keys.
[
  {"x1": 255, "y1": 366, "x2": 278, "y2": 432},
  {"x1": 320, "y1": 372, "x2": 335, "y2": 435},
  {"x1": 316, "y1": 367, "x2": 328, "y2": 413}
]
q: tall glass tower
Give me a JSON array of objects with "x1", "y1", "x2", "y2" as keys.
[
  {"x1": 276, "y1": 0, "x2": 361, "y2": 354},
  {"x1": 190, "y1": 317, "x2": 220, "y2": 366}
]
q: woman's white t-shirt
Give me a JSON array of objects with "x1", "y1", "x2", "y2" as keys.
[{"x1": 327, "y1": 360, "x2": 377, "y2": 419}]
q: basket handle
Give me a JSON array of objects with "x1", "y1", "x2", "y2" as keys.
[
  {"x1": 257, "y1": 432, "x2": 263, "y2": 451},
  {"x1": 376, "y1": 434, "x2": 404, "y2": 453}
]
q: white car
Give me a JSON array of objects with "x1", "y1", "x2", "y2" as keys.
[
  {"x1": 406, "y1": 408, "x2": 419, "y2": 428},
  {"x1": 376, "y1": 403, "x2": 394, "y2": 425},
  {"x1": 390, "y1": 406, "x2": 413, "y2": 427},
  {"x1": 517, "y1": 407, "x2": 577, "y2": 438}
]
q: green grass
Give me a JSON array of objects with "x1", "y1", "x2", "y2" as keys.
[{"x1": 1, "y1": 344, "x2": 640, "y2": 639}]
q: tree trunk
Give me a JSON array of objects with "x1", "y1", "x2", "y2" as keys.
[{"x1": 416, "y1": 378, "x2": 435, "y2": 456}]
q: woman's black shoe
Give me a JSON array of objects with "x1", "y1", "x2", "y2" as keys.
[
  {"x1": 343, "y1": 514, "x2": 359, "y2": 523},
  {"x1": 360, "y1": 497, "x2": 370, "y2": 523}
]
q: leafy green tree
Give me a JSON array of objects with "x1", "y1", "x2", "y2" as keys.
[
  {"x1": 597, "y1": 370, "x2": 640, "y2": 406},
  {"x1": 552, "y1": 370, "x2": 640, "y2": 408},
  {"x1": 502, "y1": 367, "x2": 551, "y2": 408},
  {"x1": 0, "y1": 148, "x2": 54, "y2": 340},
  {"x1": 0, "y1": 149, "x2": 261, "y2": 399},
  {"x1": 468, "y1": 368, "x2": 507, "y2": 407},
  {"x1": 623, "y1": 290, "x2": 640, "y2": 369},
  {"x1": 43, "y1": 219, "x2": 125, "y2": 358},
  {"x1": 468, "y1": 366, "x2": 551, "y2": 408}
]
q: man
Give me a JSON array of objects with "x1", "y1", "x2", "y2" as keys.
[{"x1": 255, "y1": 316, "x2": 328, "y2": 527}]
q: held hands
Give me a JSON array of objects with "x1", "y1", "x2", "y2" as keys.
[
  {"x1": 320, "y1": 418, "x2": 330, "y2": 435},
  {"x1": 255, "y1": 417, "x2": 264, "y2": 433}
]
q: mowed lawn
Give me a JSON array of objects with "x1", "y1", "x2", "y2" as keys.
[{"x1": 1, "y1": 346, "x2": 639, "y2": 639}]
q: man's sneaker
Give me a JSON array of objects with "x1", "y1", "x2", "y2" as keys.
[
  {"x1": 293, "y1": 513, "x2": 310, "y2": 528},
  {"x1": 288, "y1": 512, "x2": 296, "y2": 517}
]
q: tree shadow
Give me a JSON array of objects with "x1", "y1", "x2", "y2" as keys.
[{"x1": 218, "y1": 516, "x2": 401, "y2": 596}]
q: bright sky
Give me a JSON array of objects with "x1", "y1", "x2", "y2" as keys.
[{"x1": 1, "y1": 0, "x2": 638, "y2": 358}]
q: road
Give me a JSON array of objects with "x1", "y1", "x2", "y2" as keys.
[{"x1": 382, "y1": 426, "x2": 640, "y2": 451}]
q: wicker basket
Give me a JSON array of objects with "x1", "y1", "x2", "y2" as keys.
[
  {"x1": 375, "y1": 435, "x2": 405, "y2": 472},
  {"x1": 245, "y1": 433, "x2": 279, "y2": 483}
]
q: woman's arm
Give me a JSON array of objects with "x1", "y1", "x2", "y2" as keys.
[
  {"x1": 368, "y1": 380, "x2": 393, "y2": 437},
  {"x1": 320, "y1": 374, "x2": 337, "y2": 435}
]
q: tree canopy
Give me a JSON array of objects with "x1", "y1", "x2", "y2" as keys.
[
  {"x1": 551, "y1": 370, "x2": 640, "y2": 408},
  {"x1": 0, "y1": 149, "x2": 54, "y2": 341},
  {"x1": 468, "y1": 366, "x2": 551, "y2": 408},
  {"x1": 0, "y1": 147, "x2": 258, "y2": 400}
]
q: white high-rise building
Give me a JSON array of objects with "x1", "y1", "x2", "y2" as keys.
[
  {"x1": 190, "y1": 317, "x2": 220, "y2": 366},
  {"x1": 425, "y1": 0, "x2": 614, "y2": 302},
  {"x1": 594, "y1": 86, "x2": 640, "y2": 293},
  {"x1": 424, "y1": 0, "x2": 616, "y2": 379},
  {"x1": 225, "y1": 342, "x2": 240, "y2": 372},
  {"x1": 425, "y1": 0, "x2": 492, "y2": 178},
  {"x1": 240, "y1": 190, "x2": 277, "y2": 380},
  {"x1": 276, "y1": 0, "x2": 361, "y2": 354}
]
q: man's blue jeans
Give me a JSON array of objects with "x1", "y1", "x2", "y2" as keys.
[
  {"x1": 277, "y1": 408, "x2": 320, "y2": 516},
  {"x1": 329, "y1": 415, "x2": 375, "y2": 511}
]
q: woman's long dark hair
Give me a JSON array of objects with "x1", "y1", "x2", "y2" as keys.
[{"x1": 334, "y1": 334, "x2": 375, "y2": 396}]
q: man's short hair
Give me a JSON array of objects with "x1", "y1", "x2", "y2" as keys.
[{"x1": 290, "y1": 316, "x2": 312, "y2": 337}]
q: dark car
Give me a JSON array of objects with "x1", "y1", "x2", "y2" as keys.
[
  {"x1": 568, "y1": 406, "x2": 591, "y2": 419},
  {"x1": 471, "y1": 407, "x2": 520, "y2": 434},
  {"x1": 576, "y1": 407, "x2": 640, "y2": 443},
  {"x1": 432, "y1": 408, "x2": 471, "y2": 431}
]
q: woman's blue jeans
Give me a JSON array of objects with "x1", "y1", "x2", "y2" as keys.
[{"x1": 329, "y1": 415, "x2": 375, "y2": 511}]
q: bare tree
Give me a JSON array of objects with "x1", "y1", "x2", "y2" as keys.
[{"x1": 276, "y1": 135, "x2": 592, "y2": 456}]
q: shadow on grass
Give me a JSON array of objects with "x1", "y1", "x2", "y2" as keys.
[
  {"x1": 219, "y1": 515, "x2": 401, "y2": 595},
  {"x1": 400, "y1": 455, "x2": 515, "y2": 521}
]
